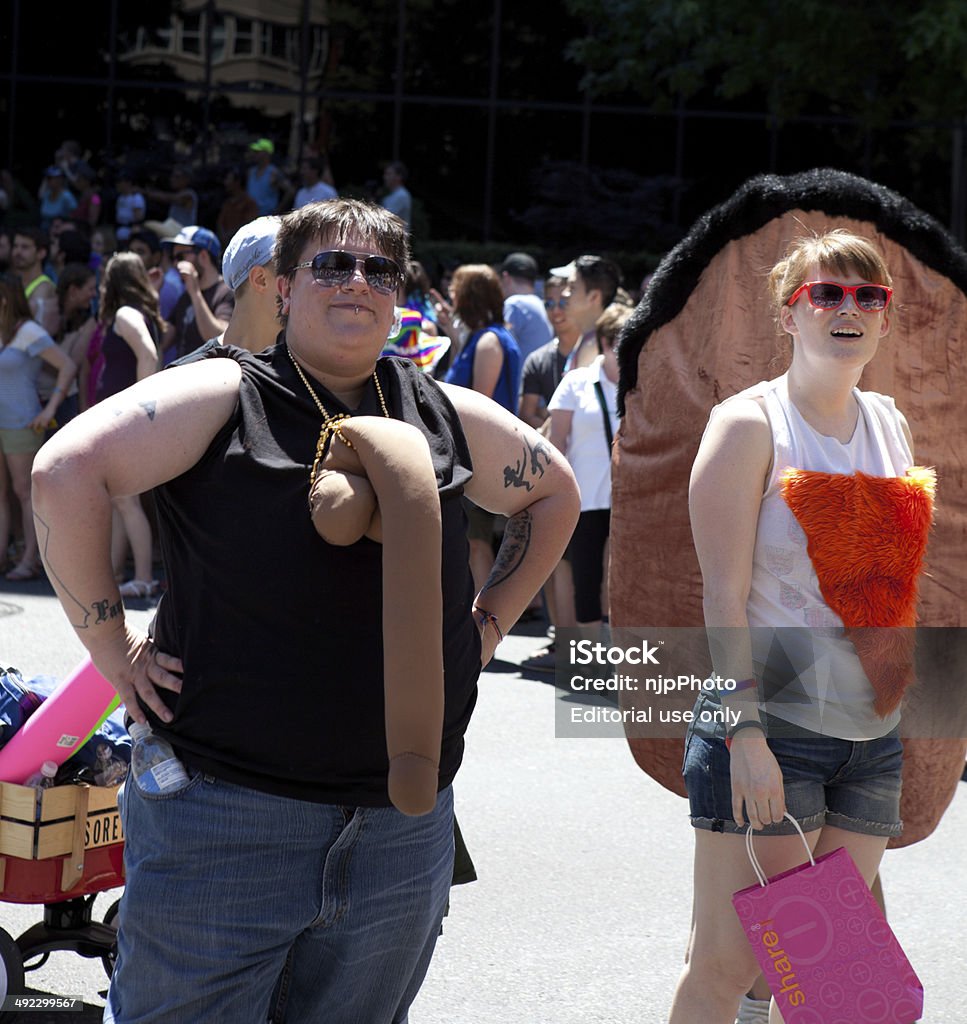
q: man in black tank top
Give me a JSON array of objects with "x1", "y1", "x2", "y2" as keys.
[{"x1": 32, "y1": 199, "x2": 579, "y2": 1023}]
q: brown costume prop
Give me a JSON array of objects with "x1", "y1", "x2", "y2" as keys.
[
  {"x1": 309, "y1": 416, "x2": 444, "y2": 816},
  {"x1": 612, "y1": 169, "x2": 967, "y2": 847}
]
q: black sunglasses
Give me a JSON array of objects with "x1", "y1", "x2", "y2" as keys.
[
  {"x1": 287, "y1": 250, "x2": 402, "y2": 295},
  {"x1": 544, "y1": 298, "x2": 569, "y2": 311}
]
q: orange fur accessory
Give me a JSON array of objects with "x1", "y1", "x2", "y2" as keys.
[{"x1": 780, "y1": 466, "x2": 936, "y2": 717}]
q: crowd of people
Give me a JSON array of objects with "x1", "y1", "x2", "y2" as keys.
[
  {"x1": 0, "y1": 132, "x2": 636, "y2": 1017},
  {"x1": 6, "y1": 132, "x2": 923, "y2": 1024},
  {"x1": 1, "y1": 136, "x2": 633, "y2": 647}
]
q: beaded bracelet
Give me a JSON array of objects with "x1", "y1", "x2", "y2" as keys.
[
  {"x1": 724, "y1": 718, "x2": 766, "y2": 751},
  {"x1": 472, "y1": 606, "x2": 503, "y2": 642}
]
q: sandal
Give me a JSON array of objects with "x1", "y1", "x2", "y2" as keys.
[
  {"x1": 5, "y1": 562, "x2": 42, "y2": 582},
  {"x1": 520, "y1": 642, "x2": 557, "y2": 673},
  {"x1": 118, "y1": 579, "x2": 158, "y2": 599}
]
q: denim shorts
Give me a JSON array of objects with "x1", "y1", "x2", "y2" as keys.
[{"x1": 683, "y1": 710, "x2": 903, "y2": 838}]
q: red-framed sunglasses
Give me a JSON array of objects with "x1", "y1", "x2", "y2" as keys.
[{"x1": 788, "y1": 281, "x2": 893, "y2": 312}]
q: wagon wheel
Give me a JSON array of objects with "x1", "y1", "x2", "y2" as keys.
[
  {"x1": 101, "y1": 899, "x2": 121, "y2": 979},
  {"x1": 0, "y1": 927, "x2": 24, "y2": 1018}
]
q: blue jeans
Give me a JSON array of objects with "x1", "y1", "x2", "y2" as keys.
[{"x1": 105, "y1": 770, "x2": 454, "y2": 1024}]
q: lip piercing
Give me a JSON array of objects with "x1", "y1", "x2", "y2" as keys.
[{"x1": 354, "y1": 305, "x2": 360, "y2": 314}]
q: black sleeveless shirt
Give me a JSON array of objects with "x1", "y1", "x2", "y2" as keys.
[{"x1": 149, "y1": 343, "x2": 480, "y2": 805}]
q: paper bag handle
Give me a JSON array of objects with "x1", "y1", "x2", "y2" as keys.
[{"x1": 745, "y1": 812, "x2": 816, "y2": 888}]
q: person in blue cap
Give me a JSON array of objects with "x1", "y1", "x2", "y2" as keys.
[{"x1": 160, "y1": 225, "x2": 235, "y2": 362}]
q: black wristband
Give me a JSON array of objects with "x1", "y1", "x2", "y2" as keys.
[{"x1": 726, "y1": 718, "x2": 767, "y2": 743}]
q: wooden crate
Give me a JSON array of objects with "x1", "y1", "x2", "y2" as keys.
[{"x1": 0, "y1": 783, "x2": 123, "y2": 891}]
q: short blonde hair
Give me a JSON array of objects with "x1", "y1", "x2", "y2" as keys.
[
  {"x1": 596, "y1": 302, "x2": 632, "y2": 350},
  {"x1": 769, "y1": 229, "x2": 892, "y2": 319}
]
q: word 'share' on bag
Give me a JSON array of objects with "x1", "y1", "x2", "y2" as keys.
[{"x1": 732, "y1": 813, "x2": 923, "y2": 1023}]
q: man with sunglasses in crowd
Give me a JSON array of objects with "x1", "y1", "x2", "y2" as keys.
[
  {"x1": 160, "y1": 224, "x2": 235, "y2": 363},
  {"x1": 32, "y1": 198, "x2": 579, "y2": 1023},
  {"x1": 553, "y1": 254, "x2": 623, "y2": 370},
  {"x1": 517, "y1": 273, "x2": 583, "y2": 668}
]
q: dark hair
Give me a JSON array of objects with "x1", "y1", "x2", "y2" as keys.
[
  {"x1": 0, "y1": 272, "x2": 33, "y2": 343},
  {"x1": 302, "y1": 155, "x2": 330, "y2": 176},
  {"x1": 225, "y1": 164, "x2": 246, "y2": 187},
  {"x1": 386, "y1": 160, "x2": 408, "y2": 182},
  {"x1": 13, "y1": 226, "x2": 49, "y2": 255},
  {"x1": 100, "y1": 252, "x2": 163, "y2": 335},
  {"x1": 129, "y1": 229, "x2": 161, "y2": 255},
  {"x1": 574, "y1": 254, "x2": 622, "y2": 307},
  {"x1": 56, "y1": 262, "x2": 95, "y2": 309},
  {"x1": 275, "y1": 197, "x2": 410, "y2": 297},
  {"x1": 405, "y1": 260, "x2": 431, "y2": 297},
  {"x1": 55, "y1": 262, "x2": 95, "y2": 329},
  {"x1": 450, "y1": 264, "x2": 505, "y2": 330},
  {"x1": 58, "y1": 230, "x2": 92, "y2": 266}
]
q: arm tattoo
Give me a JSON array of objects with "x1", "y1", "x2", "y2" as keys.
[
  {"x1": 502, "y1": 436, "x2": 552, "y2": 492},
  {"x1": 93, "y1": 598, "x2": 124, "y2": 624},
  {"x1": 482, "y1": 509, "x2": 532, "y2": 590},
  {"x1": 34, "y1": 513, "x2": 90, "y2": 629},
  {"x1": 34, "y1": 509, "x2": 123, "y2": 622},
  {"x1": 111, "y1": 397, "x2": 157, "y2": 421}
]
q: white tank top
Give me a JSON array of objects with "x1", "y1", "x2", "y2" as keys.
[{"x1": 717, "y1": 374, "x2": 912, "y2": 738}]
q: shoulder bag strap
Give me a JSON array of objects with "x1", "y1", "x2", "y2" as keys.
[{"x1": 594, "y1": 379, "x2": 614, "y2": 450}]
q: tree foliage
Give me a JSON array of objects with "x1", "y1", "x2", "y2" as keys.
[{"x1": 564, "y1": 0, "x2": 967, "y2": 131}]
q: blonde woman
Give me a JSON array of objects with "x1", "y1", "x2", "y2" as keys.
[{"x1": 675, "y1": 231, "x2": 923, "y2": 1023}]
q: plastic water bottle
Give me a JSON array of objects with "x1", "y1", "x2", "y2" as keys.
[
  {"x1": 129, "y1": 722, "x2": 189, "y2": 794},
  {"x1": 23, "y1": 760, "x2": 58, "y2": 790}
]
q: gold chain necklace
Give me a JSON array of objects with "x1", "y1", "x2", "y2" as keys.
[{"x1": 286, "y1": 344, "x2": 390, "y2": 492}]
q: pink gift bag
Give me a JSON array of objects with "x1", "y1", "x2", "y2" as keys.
[{"x1": 732, "y1": 814, "x2": 923, "y2": 1023}]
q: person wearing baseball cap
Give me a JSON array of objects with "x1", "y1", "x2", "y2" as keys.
[
  {"x1": 219, "y1": 216, "x2": 282, "y2": 353},
  {"x1": 549, "y1": 254, "x2": 623, "y2": 370},
  {"x1": 246, "y1": 138, "x2": 285, "y2": 216},
  {"x1": 498, "y1": 251, "x2": 553, "y2": 362},
  {"x1": 161, "y1": 225, "x2": 235, "y2": 361}
]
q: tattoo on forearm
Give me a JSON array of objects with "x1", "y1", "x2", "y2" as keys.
[
  {"x1": 503, "y1": 436, "x2": 552, "y2": 491},
  {"x1": 93, "y1": 598, "x2": 124, "y2": 624},
  {"x1": 482, "y1": 509, "x2": 532, "y2": 590},
  {"x1": 33, "y1": 513, "x2": 90, "y2": 628}
]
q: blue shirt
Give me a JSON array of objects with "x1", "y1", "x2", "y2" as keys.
[
  {"x1": 503, "y1": 293, "x2": 554, "y2": 363},
  {"x1": 444, "y1": 324, "x2": 521, "y2": 415}
]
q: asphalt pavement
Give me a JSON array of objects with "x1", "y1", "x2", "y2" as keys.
[{"x1": 1, "y1": 579, "x2": 965, "y2": 1023}]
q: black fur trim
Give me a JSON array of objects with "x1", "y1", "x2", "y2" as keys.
[{"x1": 617, "y1": 168, "x2": 967, "y2": 414}]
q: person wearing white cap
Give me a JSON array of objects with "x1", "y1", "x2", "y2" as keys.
[
  {"x1": 550, "y1": 254, "x2": 623, "y2": 370},
  {"x1": 219, "y1": 216, "x2": 282, "y2": 353}
]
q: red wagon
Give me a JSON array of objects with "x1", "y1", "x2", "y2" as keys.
[{"x1": 0, "y1": 781, "x2": 124, "y2": 1011}]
